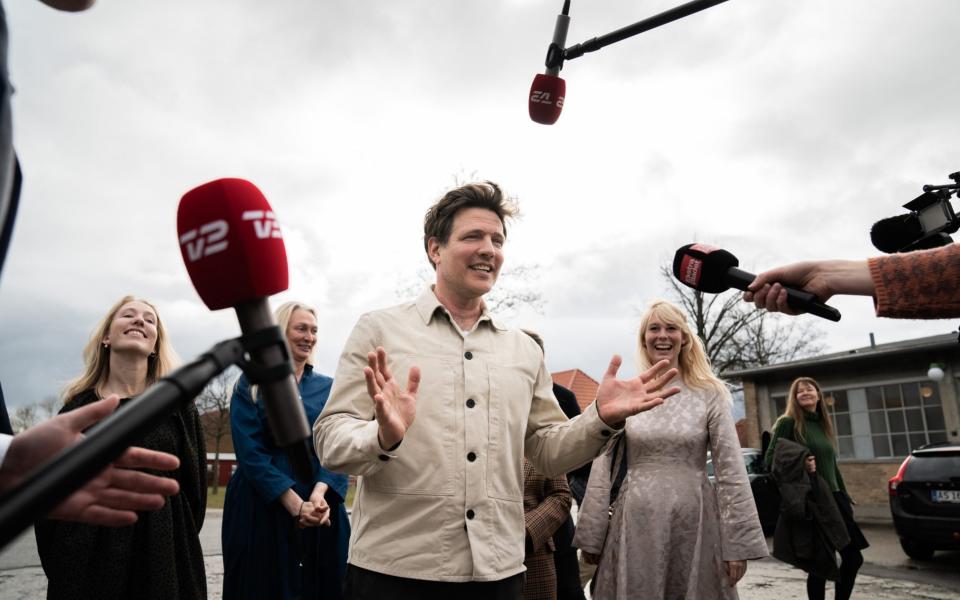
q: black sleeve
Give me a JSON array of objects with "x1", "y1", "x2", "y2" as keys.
[{"x1": 552, "y1": 384, "x2": 581, "y2": 420}]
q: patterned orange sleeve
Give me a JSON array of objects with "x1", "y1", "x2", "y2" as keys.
[{"x1": 867, "y1": 243, "x2": 960, "y2": 318}]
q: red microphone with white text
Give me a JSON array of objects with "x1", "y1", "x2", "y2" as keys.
[
  {"x1": 672, "y1": 243, "x2": 842, "y2": 322},
  {"x1": 529, "y1": 1, "x2": 570, "y2": 124},
  {"x1": 177, "y1": 178, "x2": 314, "y2": 481}
]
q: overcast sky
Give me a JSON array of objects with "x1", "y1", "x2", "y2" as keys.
[{"x1": 1, "y1": 0, "x2": 957, "y2": 411}]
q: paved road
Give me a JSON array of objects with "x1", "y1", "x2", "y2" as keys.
[{"x1": 3, "y1": 510, "x2": 958, "y2": 599}]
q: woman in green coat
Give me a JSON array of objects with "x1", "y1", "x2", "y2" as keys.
[{"x1": 765, "y1": 377, "x2": 869, "y2": 600}]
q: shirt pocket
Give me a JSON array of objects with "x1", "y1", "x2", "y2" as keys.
[
  {"x1": 485, "y1": 363, "x2": 534, "y2": 502},
  {"x1": 363, "y1": 354, "x2": 458, "y2": 496}
]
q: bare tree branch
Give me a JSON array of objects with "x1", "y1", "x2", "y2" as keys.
[
  {"x1": 11, "y1": 405, "x2": 38, "y2": 434},
  {"x1": 194, "y1": 367, "x2": 239, "y2": 495},
  {"x1": 395, "y1": 263, "x2": 546, "y2": 320}
]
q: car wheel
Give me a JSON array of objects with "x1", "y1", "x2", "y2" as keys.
[{"x1": 899, "y1": 538, "x2": 935, "y2": 560}]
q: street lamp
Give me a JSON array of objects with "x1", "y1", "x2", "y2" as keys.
[{"x1": 927, "y1": 363, "x2": 945, "y2": 382}]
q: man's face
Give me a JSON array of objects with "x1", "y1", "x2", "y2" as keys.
[{"x1": 428, "y1": 207, "x2": 505, "y2": 303}]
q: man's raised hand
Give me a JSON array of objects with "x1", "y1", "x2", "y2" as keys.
[
  {"x1": 595, "y1": 356, "x2": 680, "y2": 428},
  {"x1": 364, "y1": 347, "x2": 420, "y2": 450}
]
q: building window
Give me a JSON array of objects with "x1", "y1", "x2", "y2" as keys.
[{"x1": 832, "y1": 382, "x2": 946, "y2": 460}]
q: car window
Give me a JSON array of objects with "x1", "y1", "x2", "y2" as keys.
[{"x1": 905, "y1": 453, "x2": 960, "y2": 480}]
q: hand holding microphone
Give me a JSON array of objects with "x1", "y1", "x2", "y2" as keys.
[
  {"x1": 742, "y1": 259, "x2": 874, "y2": 317},
  {"x1": 672, "y1": 243, "x2": 843, "y2": 321}
]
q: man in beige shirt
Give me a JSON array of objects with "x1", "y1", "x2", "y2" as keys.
[{"x1": 314, "y1": 181, "x2": 680, "y2": 599}]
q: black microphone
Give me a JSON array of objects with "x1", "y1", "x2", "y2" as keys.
[
  {"x1": 870, "y1": 214, "x2": 924, "y2": 253},
  {"x1": 672, "y1": 243, "x2": 842, "y2": 322}
]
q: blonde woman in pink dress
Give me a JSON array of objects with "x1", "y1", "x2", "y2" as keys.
[{"x1": 574, "y1": 300, "x2": 767, "y2": 600}]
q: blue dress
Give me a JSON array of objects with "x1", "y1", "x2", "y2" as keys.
[{"x1": 222, "y1": 366, "x2": 349, "y2": 600}]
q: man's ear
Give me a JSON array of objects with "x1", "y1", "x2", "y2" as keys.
[{"x1": 427, "y1": 237, "x2": 441, "y2": 267}]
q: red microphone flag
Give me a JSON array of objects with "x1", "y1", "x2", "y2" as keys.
[
  {"x1": 529, "y1": 73, "x2": 566, "y2": 125},
  {"x1": 177, "y1": 178, "x2": 289, "y2": 310}
]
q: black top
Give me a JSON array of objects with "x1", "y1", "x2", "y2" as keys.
[
  {"x1": 553, "y1": 383, "x2": 592, "y2": 505},
  {"x1": 35, "y1": 390, "x2": 208, "y2": 600}
]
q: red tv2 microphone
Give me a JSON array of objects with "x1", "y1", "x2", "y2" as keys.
[
  {"x1": 672, "y1": 243, "x2": 842, "y2": 322},
  {"x1": 177, "y1": 178, "x2": 314, "y2": 481},
  {"x1": 529, "y1": 1, "x2": 570, "y2": 125}
]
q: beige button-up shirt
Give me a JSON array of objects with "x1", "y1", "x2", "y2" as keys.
[{"x1": 314, "y1": 287, "x2": 617, "y2": 582}]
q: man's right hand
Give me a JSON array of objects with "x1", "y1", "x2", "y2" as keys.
[{"x1": 364, "y1": 347, "x2": 420, "y2": 450}]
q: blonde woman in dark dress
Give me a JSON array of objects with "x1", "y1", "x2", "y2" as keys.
[{"x1": 36, "y1": 295, "x2": 207, "y2": 600}]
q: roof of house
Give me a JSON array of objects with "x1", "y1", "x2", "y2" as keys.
[
  {"x1": 552, "y1": 369, "x2": 600, "y2": 413},
  {"x1": 723, "y1": 332, "x2": 959, "y2": 379}
]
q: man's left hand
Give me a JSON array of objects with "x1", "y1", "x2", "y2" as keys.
[{"x1": 595, "y1": 356, "x2": 680, "y2": 428}]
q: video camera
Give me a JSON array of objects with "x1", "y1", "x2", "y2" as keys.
[{"x1": 870, "y1": 171, "x2": 960, "y2": 253}]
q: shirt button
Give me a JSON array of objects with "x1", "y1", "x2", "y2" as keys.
[
  {"x1": 466, "y1": 509, "x2": 475, "y2": 520},
  {"x1": 464, "y1": 351, "x2": 473, "y2": 360},
  {"x1": 378, "y1": 454, "x2": 390, "y2": 461},
  {"x1": 467, "y1": 452, "x2": 477, "y2": 462},
  {"x1": 601, "y1": 430, "x2": 612, "y2": 437},
  {"x1": 466, "y1": 398, "x2": 476, "y2": 408}
]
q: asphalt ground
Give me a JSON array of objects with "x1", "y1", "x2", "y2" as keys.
[{"x1": 2, "y1": 507, "x2": 958, "y2": 599}]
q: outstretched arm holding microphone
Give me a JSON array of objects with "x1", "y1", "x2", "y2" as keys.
[{"x1": 743, "y1": 243, "x2": 960, "y2": 320}]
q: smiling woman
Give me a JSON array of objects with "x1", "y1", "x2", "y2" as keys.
[
  {"x1": 574, "y1": 299, "x2": 767, "y2": 600},
  {"x1": 34, "y1": 295, "x2": 208, "y2": 600},
  {"x1": 221, "y1": 300, "x2": 350, "y2": 600}
]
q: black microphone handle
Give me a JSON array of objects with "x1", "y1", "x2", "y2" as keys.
[
  {"x1": 0, "y1": 339, "x2": 243, "y2": 549},
  {"x1": 234, "y1": 298, "x2": 314, "y2": 483},
  {"x1": 726, "y1": 267, "x2": 842, "y2": 322},
  {"x1": 563, "y1": 0, "x2": 731, "y2": 61}
]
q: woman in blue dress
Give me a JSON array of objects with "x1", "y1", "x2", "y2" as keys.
[{"x1": 222, "y1": 301, "x2": 350, "y2": 600}]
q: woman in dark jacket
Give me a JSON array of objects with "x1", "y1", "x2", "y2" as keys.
[
  {"x1": 36, "y1": 296, "x2": 207, "y2": 600},
  {"x1": 771, "y1": 438, "x2": 850, "y2": 581},
  {"x1": 765, "y1": 377, "x2": 869, "y2": 600}
]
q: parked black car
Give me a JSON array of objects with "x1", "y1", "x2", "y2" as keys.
[
  {"x1": 706, "y1": 448, "x2": 780, "y2": 535},
  {"x1": 888, "y1": 441, "x2": 960, "y2": 560}
]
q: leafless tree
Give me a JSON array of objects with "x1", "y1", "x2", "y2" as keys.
[
  {"x1": 37, "y1": 395, "x2": 59, "y2": 420},
  {"x1": 726, "y1": 310, "x2": 825, "y2": 368},
  {"x1": 10, "y1": 405, "x2": 38, "y2": 434},
  {"x1": 195, "y1": 368, "x2": 238, "y2": 495},
  {"x1": 395, "y1": 263, "x2": 545, "y2": 321},
  {"x1": 657, "y1": 264, "x2": 824, "y2": 374}
]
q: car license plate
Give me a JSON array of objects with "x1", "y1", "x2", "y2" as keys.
[{"x1": 932, "y1": 490, "x2": 960, "y2": 503}]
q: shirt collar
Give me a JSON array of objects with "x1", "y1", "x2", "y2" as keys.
[
  {"x1": 299, "y1": 363, "x2": 314, "y2": 381},
  {"x1": 414, "y1": 286, "x2": 507, "y2": 332}
]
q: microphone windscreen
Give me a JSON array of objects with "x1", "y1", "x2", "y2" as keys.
[
  {"x1": 672, "y1": 243, "x2": 740, "y2": 294},
  {"x1": 870, "y1": 214, "x2": 923, "y2": 253},
  {"x1": 177, "y1": 178, "x2": 289, "y2": 310},
  {"x1": 529, "y1": 73, "x2": 565, "y2": 125}
]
